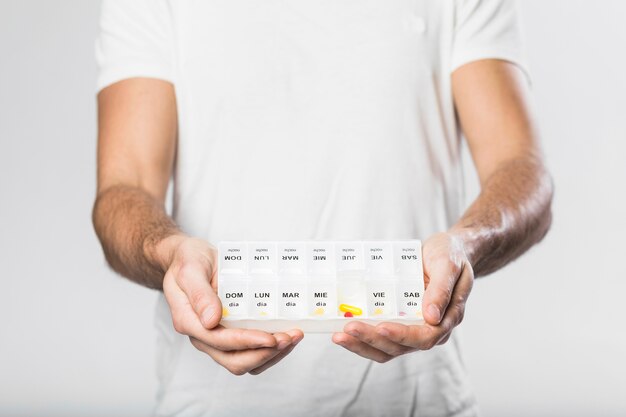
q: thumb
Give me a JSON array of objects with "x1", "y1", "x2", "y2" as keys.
[
  {"x1": 422, "y1": 258, "x2": 458, "y2": 326},
  {"x1": 176, "y1": 262, "x2": 222, "y2": 329}
]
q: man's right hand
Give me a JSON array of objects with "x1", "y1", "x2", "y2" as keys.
[
  {"x1": 158, "y1": 235, "x2": 304, "y2": 375},
  {"x1": 95, "y1": 80, "x2": 303, "y2": 375}
]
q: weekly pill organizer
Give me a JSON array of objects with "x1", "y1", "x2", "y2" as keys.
[{"x1": 217, "y1": 240, "x2": 425, "y2": 332}]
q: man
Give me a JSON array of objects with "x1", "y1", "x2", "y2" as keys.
[{"x1": 92, "y1": 0, "x2": 553, "y2": 416}]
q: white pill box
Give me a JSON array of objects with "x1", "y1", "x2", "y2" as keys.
[{"x1": 217, "y1": 240, "x2": 425, "y2": 333}]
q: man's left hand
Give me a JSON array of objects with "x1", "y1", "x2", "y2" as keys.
[{"x1": 332, "y1": 232, "x2": 474, "y2": 362}]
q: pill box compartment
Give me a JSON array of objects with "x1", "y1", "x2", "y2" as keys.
[
  {"x1": 220, "y1": 276, "x2": 249, "y2": 319},
  {"x1": 218, "y1": 241, "x2": 424, "y2": 333}
]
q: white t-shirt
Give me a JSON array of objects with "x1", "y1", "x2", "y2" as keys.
[{"x1": 96, "y1": 1, "x2": 526, "y2": 416}]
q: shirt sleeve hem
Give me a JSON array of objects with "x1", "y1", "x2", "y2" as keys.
[
  {"x1": 96, "y1": 61, "x2": 174, "y2": 93},
  {"x1": 450, "y1": 49, "x2": 532, "y2": 86}
]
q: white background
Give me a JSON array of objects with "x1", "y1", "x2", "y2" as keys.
[{"x1": 1, "y1": 1, "x2": 625, "y2": 416}]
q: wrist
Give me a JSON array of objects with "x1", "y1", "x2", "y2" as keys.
[
  {"x1": 446, "y1": 226, "x2": 485, "y2": 268},
  {"x1": 145, "y1": 232, "x2": 187, "y2": 273}
]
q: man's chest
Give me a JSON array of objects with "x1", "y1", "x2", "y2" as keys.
[{"x1": 170, "y1": 0, "x2": 446, "y2": 98}]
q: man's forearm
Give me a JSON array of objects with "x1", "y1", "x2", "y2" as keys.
[
  {"x1": 451, "y1": 154, "x2": 553, "y2": 277},
  {"x1": 92, "y1": 184, "x2": 183, "y2": 289}
]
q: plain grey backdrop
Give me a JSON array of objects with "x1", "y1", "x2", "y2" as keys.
[{"x1": 1, "y1": 1, "x2": 625, "y2": 416}]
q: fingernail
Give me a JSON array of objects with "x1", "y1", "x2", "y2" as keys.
[
  {"x1": 347, "y1": 329, "x2": 359, "y2": 337},
  {"x1": 428, "y1": 304, "x2": 441, "y2": 323},
  {"x1": 202, "y1": 308, "x2": 215, "y2": 327},
  {"x1": 377, "y1": 328, "x2": 390, "y2": 337},
  {"x1": 277, "y1": 340, "x2": 290, "y2": 350}
]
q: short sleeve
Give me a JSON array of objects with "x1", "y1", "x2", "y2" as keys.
[
  {"x1": 95, "y1": 0, "x2": 174, "y2": 92},
  {"x1": 451, "y1": 0, "x2": 529, "y2": 78}
]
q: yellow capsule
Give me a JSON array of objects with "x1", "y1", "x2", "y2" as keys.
[
  {"x1": 222, "y1": 307, "x2": 229, "y2": 318},
  {"x1": 339, "y1": 304, "x2": 362, "y2": 316}
]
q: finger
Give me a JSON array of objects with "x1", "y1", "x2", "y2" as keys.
[
  {"x1": 196, "y1": 326, "x2": 286, "y2": 351},
  {"x1": 282, "y1": 328, "x2": 305, "y2": 344},
  {"x1": 444, "y1": 261, "x2": 473, "y2": 327},
  {"x1": 192, "y1": 330, "x2": 291, "y2": 361},
  {"x1": 249, "y1": 343, "x2": 298, "y2": 375},
  {"x1": 343, "y1": 321, "x2": 411, "y2": 357},
  {"x1": 374, "y1": 322, "x2": 446, "y2": 351},
  {"x1": 377, "y1": 266, "x2": 473, "y2": 350},
  {"x1": 163, "y1": 269, "x2": 204, "y2": 334},
  {"x1": 175, "y1": 261, "x2": 222, "y2": 329},
  {"x1": 190, "y1": 333, "x2": 293, "y2": 376},
  {"x1": 165, "y1": 275, "x2": 279, "y2": 350},
  {"x1": 422, "y1": 257, "x2": 460, "y2": 325},
  {"x1": 249, "y1": 331, "x2": 304, "y2": 375},
  {"x1": 437, "y1": 333, "x2": 451, "y2": 346},
  {"x1": 332, "y1": 332, "x2": 393, "y2": 363}
]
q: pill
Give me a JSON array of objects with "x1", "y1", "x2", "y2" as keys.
[
  {"x1": 373, "y1": 308, "x2": 384, "y2": 316},
  {"x1": 314, "y1": 307, "x2": 325, "y2": 316},
  {"x1": 339, "y1": 304, "x2": 362, "y2": 316},
  {"x1": 222, "y1": 307, "x2": 229, "y2": 318},
  {"x1": 344, "y1": 312, "x2": 353, "y2": 318}
]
